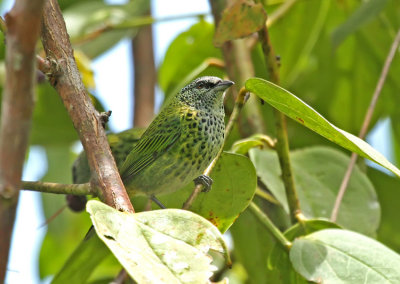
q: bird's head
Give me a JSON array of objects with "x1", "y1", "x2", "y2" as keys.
[{"x1": 177, "y1": 76, "x2": 234, "y2": 110}]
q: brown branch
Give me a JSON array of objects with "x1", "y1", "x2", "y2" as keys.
[
  {"x1": 40, "y1": 0, "x2": 134, "y2": 213},
  {"x1": 132, "y1": 8, "x2": 156, "y2": 128},
  {"x1": 330, "y1": 27, "x2": 400, "y2": 222},
  {"x1": 0, "y1": 0, "x2": 45, "y2": 280}
]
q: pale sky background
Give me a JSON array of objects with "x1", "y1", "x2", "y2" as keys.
[{"x1": 2, "y1": 0, "x2": 394, "y2": 283}]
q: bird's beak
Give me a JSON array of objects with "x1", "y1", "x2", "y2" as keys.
[{"x1": 214, "y1": 80, "x2": 234, "y2": 92}]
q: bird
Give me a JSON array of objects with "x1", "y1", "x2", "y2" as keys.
[{"x1": 72, "y1": 76, "x2": 234, "y2": 203}]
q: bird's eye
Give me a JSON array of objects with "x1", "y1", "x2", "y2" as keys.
[{"x1": 196, "y1": 82, "x2": 205, "y2": 89}]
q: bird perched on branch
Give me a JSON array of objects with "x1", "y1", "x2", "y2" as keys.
[{"x1": 72, "y1": 76, "x2": 234, "y2": 204}]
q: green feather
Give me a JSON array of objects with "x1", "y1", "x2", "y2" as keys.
[{"x1": 119, "y1": 107, "x2": 182, "y2": 183}]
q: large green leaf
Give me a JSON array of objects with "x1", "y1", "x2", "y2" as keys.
[
  {"x1": 158, "y1": 21, "x2": 224, "y2": 99},
  {"x1": 249, "y1": 147, "x2": 380, "y2": 236},
  {"x1": 369, "y1": 167, "x2": 400, "y2": 252},
  {"x1": 87, "y1": 200, "x2": 230, "y2": 283},
  {"x1": 269, "y1": 219, "x2": 340, "y2": 284},
  {"x1": 51, "y1": 230, "x2": 112, "y2": 284},
  {"x1": 229, "y1": 207, "x2": 279, "y2": 284},
  {"x1": 246, "y1": 78, "x2": 400, "y2": 177},
  {"x1": 290, "y1": 229, "x2": 400, "y2": 283},
  {"x1": 154, "y1": 152, "x2": 257, "y2": 233}
]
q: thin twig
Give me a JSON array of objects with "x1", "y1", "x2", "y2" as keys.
[
  {"x1": 330, "y1": 27, "x2": 400, "y2": 222},
  {"x1": 21, "y1": 181, "x2": 93, "y2": 196},
  {"x1": 182, "y1": 88, "x2": 248, "y2": 210},
  {"x1": 248, "y1": 202, "x2": 292, "y2": 250},
  {"x1": 258, "y1": 24, "x2": 301, "y2": 224}
]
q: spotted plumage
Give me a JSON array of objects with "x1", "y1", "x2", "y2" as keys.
[{"x1": 119, "y1": 76, "x2": 234, "y2": 197}]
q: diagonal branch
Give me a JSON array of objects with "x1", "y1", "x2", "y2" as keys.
[
  {"x1": 0, "y1": 0, "x2": 45, "y2": 280},
  {"x1": 330, "y1": 27, "x2": 400, "y2": 222},
  {"x1": 40, "y1": 0, "x2": 134, "y2": 213}
]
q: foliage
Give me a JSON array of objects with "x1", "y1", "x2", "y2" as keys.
[{"x1": 1, "y1": 0, "x2": 400, "y2": 283}]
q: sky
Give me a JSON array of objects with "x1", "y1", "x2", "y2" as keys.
[{"x1": 1, "y1": 0, "x2": 395, "y2": 283}]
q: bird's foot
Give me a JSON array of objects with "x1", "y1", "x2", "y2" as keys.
[
  {"x1": 151, "y1": 195, "x2": 166, "y2": 209},
  {"x1": 194, "y1": 175, "x2": 213, "y2": 192}
]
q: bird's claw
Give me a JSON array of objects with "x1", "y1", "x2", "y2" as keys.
[{"x1": 194, "y1": 175, "x2": 213, "y2": 192}]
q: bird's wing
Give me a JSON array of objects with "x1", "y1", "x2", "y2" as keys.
[{"x1": 119, "y1": 110, "x2": 182, "y2": 183}]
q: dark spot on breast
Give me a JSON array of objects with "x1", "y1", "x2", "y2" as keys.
[
  {"x1": 202, "y1": 118, "x2": 207, "y2": 123},
  {"x1": 192, "y1": 122, "x2": 197, "y2": 128}
]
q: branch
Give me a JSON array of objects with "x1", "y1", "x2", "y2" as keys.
[
  {"x1": 182, "y1": 88, "x2": 248, "y2": 210},
  {"x1": 40, "y1": 0, "x2": 134, "y2": 213},
  {"x1": 258, "y1": 25, "x2": 301, "y2": 224},
  {"x1": 248, "y1": 202, "x2": 292, "y2": 250},
  {"x1": 21, "y1": 181, "x2": 92, "y2": 196},
  {"x1": 0, "y1": 0, "x2": 45, "y2": 280},
  {"x1": 132, "y1": 7, "x2": 156, "y2": 128},
  {"x1": 330, "y1": 27, "x2": 400, "y2": 222}
]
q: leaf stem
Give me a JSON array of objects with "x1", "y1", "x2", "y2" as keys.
[
  {"x1": 182, "y1": 88, "x2": 248, "y2": 210},
  {"x1": 249, "y1": 202, "x2": 292, "y2": 250},
  {"x1": 331, "y1": 27, "x2": 400, "y2": 222}
]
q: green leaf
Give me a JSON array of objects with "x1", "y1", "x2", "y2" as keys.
[
  {"x1": 369, "y1": 167, "x2": 400, "y2": 251},
  {"x1": 229, "y1": 208, "x2": 279, "y2": 284},
  {"x1": 269, "y1": 219, "x2": 340, "y2": 284},
  {"x1": 155, "y1": 152, "x2": 257, "y2": 233},
  {"x1": 31, "y1": 84, "x2": 78, "y2": 146},
  {"x1": 213, "y1": 0, "x2": 267, "y2": 47},
  {"x1": 290, "y1": 229, "x2": 400, "y2": 283},
  {"x1": 158, "y1": 21, "x2": 224, "y2": 98},
  {"x1": 51, "y1": 230, "x2": 113, "y2": 284},
  {"x1": 249, "y1": 147, "x2": 380, "y2": 236},
  {"x1": 332, "y1": 0, "x2": 389, "y2": 48},
  {"x1": 64, "y1": 0, "x2": 149, "y2": 58},
  {"x1": 245, "y1": 78, "x2": 400, "y2": 177},
  {"x1": 231, "y1": 134, "x2": 275, "y2": 155},
  {"x1": 87, "y1": 200, "x2": 230, "y2": 283}
]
